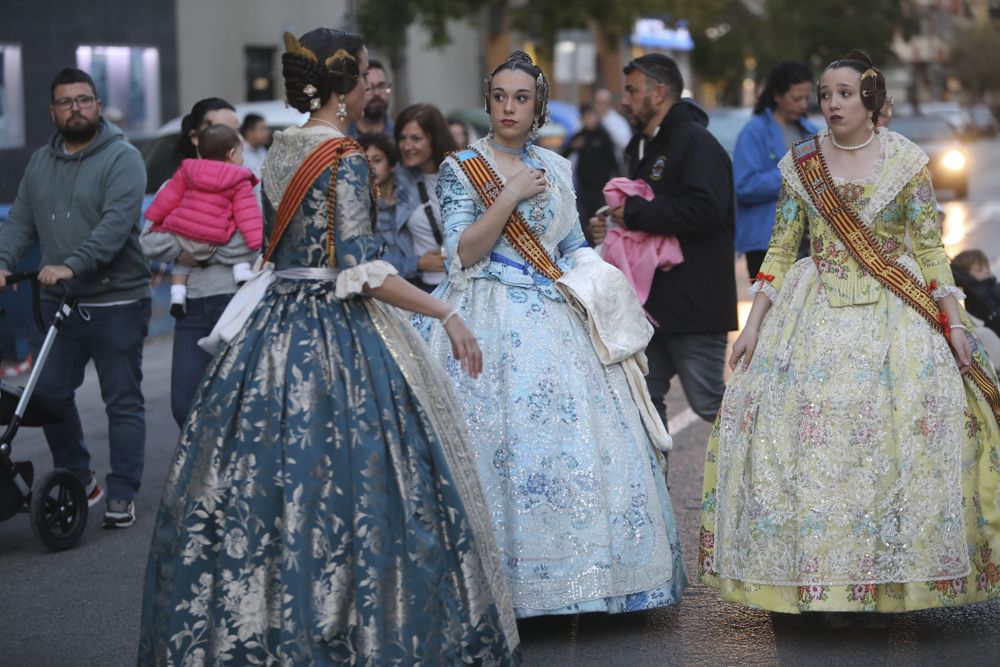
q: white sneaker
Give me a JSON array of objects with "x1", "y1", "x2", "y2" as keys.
[{"x1": 103, "y1": 499, "x2": 135, "y2": 529}]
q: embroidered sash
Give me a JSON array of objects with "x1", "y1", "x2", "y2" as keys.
[
  {"x1": 451, "y1": 148, "x2": 563, "y2": 282},
  {"x1": 264, "y1": 137, "x2": 364, "y2": 266},
  {"x1": 792, "y1": 135, "x2": 1000, "y2": 426}
]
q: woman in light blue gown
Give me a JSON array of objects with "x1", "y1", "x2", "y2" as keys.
[{"x1": 418, "y1": 51, "x2": 686, "y2": 618}]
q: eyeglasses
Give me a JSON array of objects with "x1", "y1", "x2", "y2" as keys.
[
  {"x1": 53, "y1": 95, "x2": 96, "y2": 111},
  {"x1": 368, "y1": 82, "x2": 392, "y2": 94}
]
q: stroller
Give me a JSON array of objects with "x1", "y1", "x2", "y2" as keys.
[{"x1": 0, "y1": 272, "x2": 88, "y2": 550}]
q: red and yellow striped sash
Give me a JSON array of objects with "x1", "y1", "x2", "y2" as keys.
[
  {"x1": 452, "y1": 149, "x2": 563, "y2": 282},
  {"x1": 792, "y1": 136, "x2": 1000, "y2": 426},
  {"x1": 263, "y1": 137, "x2": 363, "y2": 265}
]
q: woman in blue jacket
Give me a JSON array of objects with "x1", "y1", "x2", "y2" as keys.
[{"x1": 734, "y1": 61, "x2": 817, "y2": 280}]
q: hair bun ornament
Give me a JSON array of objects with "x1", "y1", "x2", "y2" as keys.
[
  {"x1": 844, "y1": 48, "x2": 875, "y2": 68},
  {"x1": 284, "y1": 31, "x2": 318, "y2": 62},
  {"x1": 505, "y1": 50, "x2": 534, "y2": 67},
  {"x1": 326, "y1": 48, "x2": 360, "y2": 95}
]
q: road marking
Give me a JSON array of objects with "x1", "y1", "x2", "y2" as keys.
[{"x1": 668, "y1": 407, "x2": 700, "y2": 435}]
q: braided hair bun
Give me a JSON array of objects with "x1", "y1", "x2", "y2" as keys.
[
  {"x1": 825, "y1": 49, "x2": 888, "y2": 126},
  {"x1": 282, "y1": 29, "x2": 364, "y2": 113}
]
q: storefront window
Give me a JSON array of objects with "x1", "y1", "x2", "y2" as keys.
[
  {"x1": 76, "y1": 45, "x2": 161, "y2": 136},
  {"x1": 0, "y1": 44, "x2": 25, "y2": 149}
]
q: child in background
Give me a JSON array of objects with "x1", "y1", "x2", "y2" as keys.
[
  {"x1": 952, "y1": 249, "x2": 1000, "y2": 335},
  {"x1": 144, "y1": 124, "x2": 262, "y2": 318},
  {"x1": 358, "y1": 132, "x2": 406, "y2": 273},
  {"x1": 563, "y1": 102, "x2": 619, "y2": 243},
  {"x1": 951, "y1": 248, "x2": 1000, "y2": 370}
]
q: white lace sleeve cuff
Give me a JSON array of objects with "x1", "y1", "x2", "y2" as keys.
[
  {"x1": 749, "y1": 279, "x2": 779, "y2": 303},
  {"x1": 445, "y1": 251, "x2": 488, "y2": 292},
  {"x1": 932, "y1": 284, "x2": 966, "y2": 301},
  {"x1": 334, "y1": 260, "x2": 398, "y2": 300}
]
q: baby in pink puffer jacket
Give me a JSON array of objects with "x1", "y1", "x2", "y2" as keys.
[{"x1": 145, "y1": 124, "x2": 262, "y2": 317}]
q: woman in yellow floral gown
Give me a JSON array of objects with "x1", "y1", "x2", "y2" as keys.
[{"x1": 700, "y1": 52, "x2": 1000, "y2": 613}]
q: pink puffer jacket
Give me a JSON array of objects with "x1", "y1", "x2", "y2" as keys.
[{"x1": 146, "y1": 159, "x2": 262, "y2": 249}]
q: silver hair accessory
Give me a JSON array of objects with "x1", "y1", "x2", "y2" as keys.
[
  {"x1": 528, "y1": 110, "x2": 550, "y2": 142},
  {"x1": 310, "y1": 97, "x2": 321, "y2": 111},
  {"x1": 303, "y1": 84, "x2": 317, "y2": 97},
  {"x1": 528, "y1": 120, "x2": 540, "y2": 142},
  {"x1": 336, "y1": 95, "x2": 347, "y2": 121}
]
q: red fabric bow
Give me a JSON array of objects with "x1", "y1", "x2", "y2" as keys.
[{"x1": 754, "y1": 272, "x2": 775, "y2": 283}]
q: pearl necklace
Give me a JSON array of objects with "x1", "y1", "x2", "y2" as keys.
[{"x1": 829, "y1": 130, "x2": 876, "y2": 151}]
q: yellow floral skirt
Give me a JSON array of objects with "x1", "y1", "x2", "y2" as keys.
[{"x1": 700, "y1": 259, "x2": 1000, "y2": 613}]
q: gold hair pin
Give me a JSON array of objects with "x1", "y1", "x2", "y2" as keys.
[
  {"x1": 326, "y1": 48, "x2": 356, "y2": 70},
  {"x1": 283, "y1": 32, "x2": 318, "y2": 62}
]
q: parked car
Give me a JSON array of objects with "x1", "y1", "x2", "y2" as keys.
[
  {"x1": 889, "y1": 114, "x2": 969, "y2": 199},
  {"x1": 142, "y1": 100, "x2": 307, "y2": 194},
  {"x1": 894, "y1": 100, "x2": 975, "y2": 141},
  {"x1": 705, "y1": 106, "x2": 752, "y2": 156},
  {"x1": 968, "y1": 104, "x2": 999, "y2": 138},
  {"x1": 706, "y1": 106, "x2": 828, "y2": 158}
]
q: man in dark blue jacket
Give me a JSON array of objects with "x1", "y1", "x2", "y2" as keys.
[{"x1": 589, "y1": 54, "x2": 737, "y2": 430}]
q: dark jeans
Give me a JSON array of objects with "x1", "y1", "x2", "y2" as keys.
[
  {"x1": 645, "y1": 328, "x2": 728, "y2": 425},
  {"x1": 171, "y1": 293, "x2": 233, "y2": 427},
  {"x1": 35, "y1": 298, "x2": 151, "y2": 502}
]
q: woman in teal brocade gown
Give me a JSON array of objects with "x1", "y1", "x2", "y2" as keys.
[{"x1": 138, "y1": 29, "x2": 519, "y2": 665}]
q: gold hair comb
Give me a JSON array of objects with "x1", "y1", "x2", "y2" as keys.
[
  {"x1": 326, "y1": 48, "x2": 356, "y2": 70},
  {"x1": 283, "y1": 32, "x2": 318, "y2": 62}
]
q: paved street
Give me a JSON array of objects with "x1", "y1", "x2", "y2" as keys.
[{"x1": 2, "y1": 137, "x2": 1000, "y2": 666}]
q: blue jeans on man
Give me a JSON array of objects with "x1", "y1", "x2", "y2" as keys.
[
  {"x1": 35, "y1": 299, "x2": 151, "y2": 502},
  {"x1": 170, "y1": 294, "x2": 232, "y2": 427}
]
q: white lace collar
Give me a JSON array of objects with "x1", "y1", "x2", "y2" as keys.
[{"x1": 778, "y1": 131, "x2": 928, "y2": 224}]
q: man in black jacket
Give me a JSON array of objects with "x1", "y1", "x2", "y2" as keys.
[{"x1": 589, "y1": 53, "x2": 737, "y2": 427}]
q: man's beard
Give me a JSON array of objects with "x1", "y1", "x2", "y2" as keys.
[
  {"x1": 59, "y1": 115, "x2": 100, "y2": 143},
  {"x1": 363, "y1": 101, "x2": 387, "y2": 121},
  {"x1": 625, "y1": 109, "x2": 646, "y2": 132}
]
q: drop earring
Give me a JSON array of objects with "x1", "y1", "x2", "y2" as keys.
[
  {"x1": 528, "y1": 119, "x2": 540, "y2": 142},
  {"x1": 866, "y1": 112, "x2": 875, "y2": 131},
  {"x1": 337, "y1": 95, "x2": 347, "y2": 122}
]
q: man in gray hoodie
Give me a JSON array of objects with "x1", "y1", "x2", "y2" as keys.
[{"x1": 0, "y1": 68, "x2": 150, "y2": 529}]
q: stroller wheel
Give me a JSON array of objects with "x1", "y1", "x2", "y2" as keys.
[{"x1": 30, "y1": 469, "x2": 88, "y2": 551}]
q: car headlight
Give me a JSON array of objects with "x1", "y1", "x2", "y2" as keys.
[{"x1": 941, "y1": 149, "x2": 966, "y2": 171}]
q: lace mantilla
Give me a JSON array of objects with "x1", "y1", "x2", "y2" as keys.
[
  {"x1": 779, "y1": 131, "x2": 928, "y2": 224},
  {"x1": 439, "y1": 139, "x2": 581, "y2": 292}
]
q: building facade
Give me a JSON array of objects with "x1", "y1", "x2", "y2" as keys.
[
  {"x1": 0, "y1": 0, "x2": 180, "y2": 202},
  {"x1": 175, "y1": 0, "x2": 486, "y2": 129}
]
